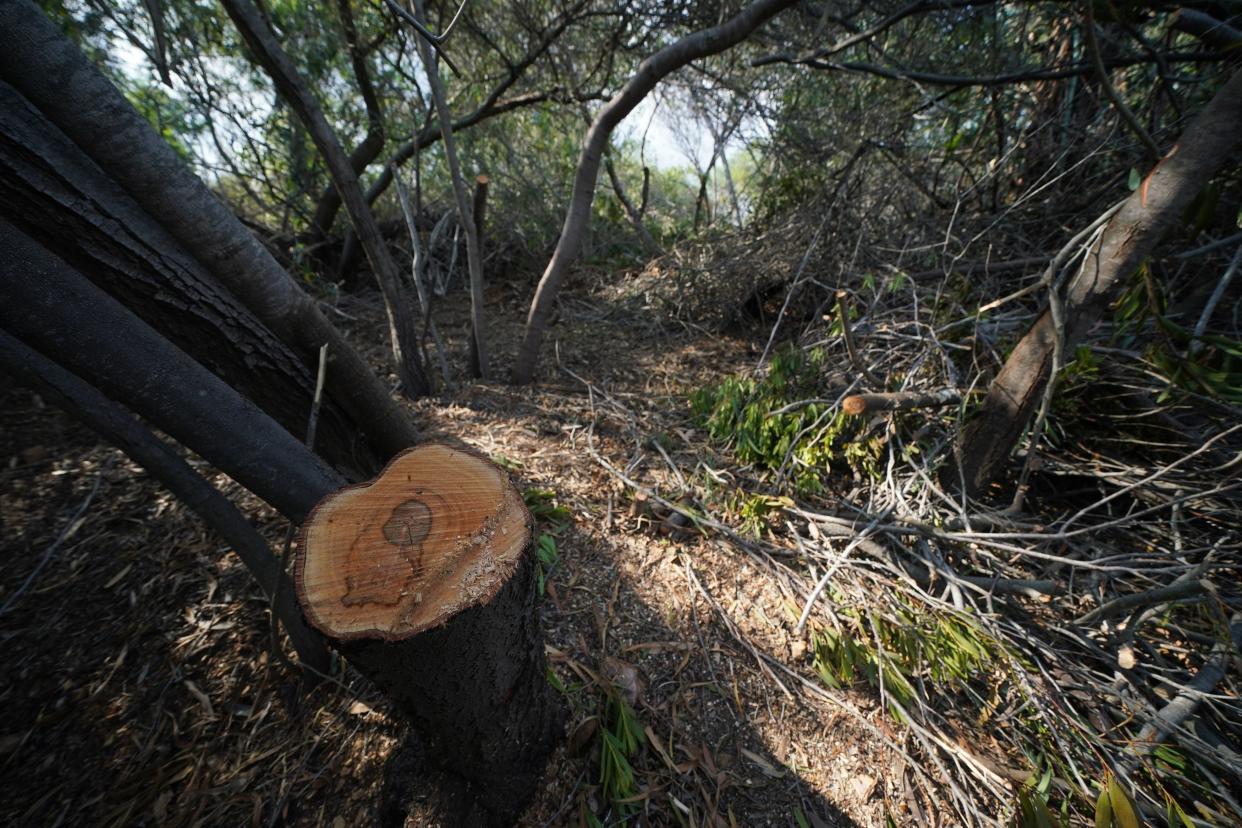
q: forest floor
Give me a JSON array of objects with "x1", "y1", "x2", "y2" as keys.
[
  {"x1": 0, "y1": 269, "x2": 895, "y2": 828},
  {"x1": 2, "y1": 258, "x2": 1239, "y2": 827}
]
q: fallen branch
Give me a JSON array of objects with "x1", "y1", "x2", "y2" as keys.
[
  {"x1": 836, "y1": 290, "x2": 883, "y2": 388},
  {"x1": 1075, "y1": 578, "x2": 1209, "y2": 627},
  {"x1": 842, "y1": 388, "x2": 960, "y2": 416},
  {"x1": 1130, "y1": 612, "x2": 1242, "y2": 755}
]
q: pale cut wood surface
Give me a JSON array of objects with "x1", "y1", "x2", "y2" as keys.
[{"x1": 297, "y1": 444, "x2": 531, "y2": 640}]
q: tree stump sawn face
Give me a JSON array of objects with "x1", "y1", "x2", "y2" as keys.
[
  {"x1": 295, "y1": 444, "x2": 563, "y2": 826},
  {"x1": 297, "y1": 443, "x2": 530, "y2": 640}
]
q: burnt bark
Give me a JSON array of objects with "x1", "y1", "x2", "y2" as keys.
[
  {"x1": 337, "y1": 552, "x2": 562, "y2": 826},
  {"x1": 469, "y1": 174, "x2": 491, "y2": 377},
  {"x1": 0, "y1": 80, "x2": 373, "y2": 478},
  {"x1": 0, "y1": 217, "x2": 342, "y2": 523},
  {"x1": 0, "y1": 0, "x2": 419, "y2": 461},
  {"x1": 956, "y1": 66, "x2": 1242, "y2": 496}
]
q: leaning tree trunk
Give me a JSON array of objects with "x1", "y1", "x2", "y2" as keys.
[
  {"x1": 0, "y1": 80, "x2": 373, "y2": 479},
  {"x1": 956, "y1": 66, "x2": 1242, "y2": 496},
  {"x1": 220, "y1": 0, "x2": 433, "y2": 399},
  {"x1": 0, "y1": 0, "x2": 419, "y2": 460},
  {"x1": 297, "y1": 444, "x2": 563, "y2": 825},
  {"x1": 306, "y1": 0, "x2": 388, "y2": 246},
  {"x1": 0, "y1": 217, "x2": 343, "y2": 523},
  {"x1": 511, "y1": 0, "x2": 796, "y2": 384},
  {"x1": 0, "y1": 328, "x2": 330, "y2": 672},
  {"x1": 1, "y1": 218, "x2": 562, "y2": 822}
]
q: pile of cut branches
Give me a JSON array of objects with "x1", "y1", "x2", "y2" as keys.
[{"x1": 579, "y1": 252, "x2": 1242, "y2": 826}]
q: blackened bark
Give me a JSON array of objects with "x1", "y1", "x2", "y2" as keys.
[
  {"x1": 0, "y1": 329, "x2": 330, "y2": 672},
  {"x1": 469, "y1": 174, "x2": 490, "y2": 377},
  {"x1": 0, "y1": 0, "x2": 419, "y2": 460},
  {"x1": 0, "y1": 217, "x2": 342, "y2": 523},
  {"x1": 0, "y1": 80, "x2": 373, "y2": 478},
  {"x1": 338, "y1": 552, "x2": 563, "y2": 826}
]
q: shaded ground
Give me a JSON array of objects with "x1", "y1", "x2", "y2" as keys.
[{"x1": 0, "y1": 275, "x2": 903, "y2": 826}]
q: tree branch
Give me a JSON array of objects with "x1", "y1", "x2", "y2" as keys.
[{"x1": 513, "y1": 0, "x2": 798, "y2": 383}]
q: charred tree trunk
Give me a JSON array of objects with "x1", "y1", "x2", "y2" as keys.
[
  {"x1": 0, "y1": 80, "x2": 373, "y2": 478},
  {"x1": 511, "y1": 0, "x2": 797, "y2": 384},
  {"x1": 297, "y1": 444, "x2": 563, "y2": 825},
  {"x1": 220, "y1": 0, "x2": 432, "y2": 399},
  {"x1": 0, "y1": 0, "x2": 419, "y2": 461},
  {"x1": 956, "y1": 66, "x2": 1242, "y2": 496},
  {"x1": 469, "y1": 174, "x2": 491, "y2": 378},
  {"x1": 0, "y1": 217, "x2": 342, "y2": 522}
]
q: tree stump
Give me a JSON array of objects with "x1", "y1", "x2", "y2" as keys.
[{"x1": 297, "y1": 444, "x2": 563, "y2": 825}]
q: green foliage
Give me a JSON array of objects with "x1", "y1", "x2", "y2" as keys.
[
  {"x1": 690, "y1": 345, "x2": 883, "y2": 495},
  {"x1": 535, "y1": 533, "x2": 558, "y2": 596},
  {"x1": 812, "y1": 604, "x2": 999, "y2": 715},
  {"x1": 1012, "y1": 787, "x2": 1068, "y2": 828},
  {"x1": 1113, "y1": 263, "x2": 1242, "y2": 403},
  {"x1": 524, "y1": 488, "x2": 572, "y2": 527},
  {"x1": 729, "y1": 492, "x2": 794, "y2": 537},
  {"x1": 598, "y1": 687, "x2": 646, "y2": 816},
  {"x1": 1151, "y1": 331, "x2": 1242, "y2": 403},
  {"x1": 524, "y1": 489, "x2": 570, "y2": 596},
  {"x1": 1094, "y1": 775, "x2": 1140, "y2": 828}
]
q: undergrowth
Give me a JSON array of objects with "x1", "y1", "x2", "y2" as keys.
[
  {"x1": 689, "y1": 344, "x2": 884, "y2": 497},
  {"x1": 810, "y1": 600, "x2": 1002, "y2": 717}
]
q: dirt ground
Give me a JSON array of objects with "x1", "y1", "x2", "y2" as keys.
[{"x1": 1, "y1": 273, "x2": 935, "y2": 827}]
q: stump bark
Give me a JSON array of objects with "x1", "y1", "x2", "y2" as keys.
[{"x1": 296, "y1": 444, "x2": 563, "y2": 825}]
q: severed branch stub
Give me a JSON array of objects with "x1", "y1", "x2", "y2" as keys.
[
  {"x1": 842, "y1": 388, "x2": 961, "y2": 416},
  {"x1": 296, "y1": 444, "x2": 563, "y2": 825}
]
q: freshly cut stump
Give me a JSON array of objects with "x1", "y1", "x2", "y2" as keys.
[{"x1": 297, "y1": 444, "x2": 563, "y2": 825}]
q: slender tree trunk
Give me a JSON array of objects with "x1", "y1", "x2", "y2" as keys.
[
  {"x1": 0, "y1": 0, "x2": 418, "y2": 461},
  {"x1": 307, "y1": 0, "x2": 387, "y2": 244},
  {"x1": 410, "y1": 0, "x2": 490, "y2": 379},
  {"x1": 0, "y1": 329, "x2": 330, "y2": 673},
  {"x1": 955, "y1": 66, "x2": 1242, "y2": 496},
  {"x1": 0, "y1": 217, "x2": 343, "y2": 523},
  {"x1": 719, "y1": 146, "x2": 745, "y2": 229},
  {"x1": 604, "y1": 153, "x2": 664, "y2": 258},
  {"x1": 469, "y1": 174, "x2": 491, "y2": 376},
  {"x1": 511, "y1": 0, "x2": 796, "y2": 383},
  {"x1": 220, "y1": 0, "x2": 432, "y2": 398},
  {"x1": 0, "y1": 80, "x2": 373, "y2": 478}
]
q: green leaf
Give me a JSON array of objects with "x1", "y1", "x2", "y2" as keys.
[
  {"x1": 1096, "y1": 786, "x2": 1114, "y2": 828},
  {"x1": 1108, "y1": 777, "x2": 1140, "y2": 828},
  {"x1": 793, "y1": 807, "x2": 811, "y2": 828},
  {"x1": 1127, "y1": 167, "x2": 1141, "y2": 191},
  {"x1": 1165, "y1": 798, "x2": 1194, "y2": 828}
]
